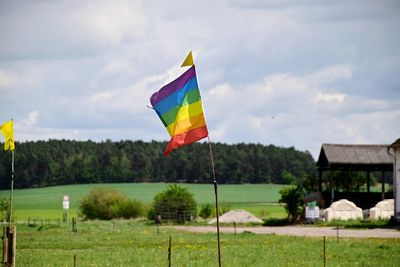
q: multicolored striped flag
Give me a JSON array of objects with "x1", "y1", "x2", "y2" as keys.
[{"x1": 150, "y1": 53, "x2": 208, "y2": 155}]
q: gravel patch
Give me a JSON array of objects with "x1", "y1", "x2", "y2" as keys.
[
  {"x1": 171, "y1": 225, "x2": 400, "y2": 238},
  {"x1": 208, "y1": 209, "x2": 263, "y2": 224}
]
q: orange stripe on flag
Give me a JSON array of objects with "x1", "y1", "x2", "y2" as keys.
[{"x1": 168, "y1": 112, "x2": 206, "y2": 136}]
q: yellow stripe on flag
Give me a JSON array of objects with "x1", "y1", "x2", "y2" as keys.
[
  {"x1": 168, "y1": 113, "x2": 207, "y2": 136},
  {"x1": 166, "y1": 100, "x2": 204, "y2": 135}
]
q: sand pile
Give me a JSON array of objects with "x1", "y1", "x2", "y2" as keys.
[{"x1": 208, "y1": 209, "x2": 263, "y2": 224}]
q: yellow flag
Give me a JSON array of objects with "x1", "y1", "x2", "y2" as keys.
[
  {"x1": 181, "y1": 51, "x2": 195, "y2": 67},
  {"x1": 0, "y1": 120, "x2": 15, "y2": 151}
]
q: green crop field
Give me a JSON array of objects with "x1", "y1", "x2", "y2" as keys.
[
  {"x1": 13, "y1": 220, "x2": 400, "y2": 266},
  {"x1": 0, "y1": 183, "x2": 287, "y2": 220}
]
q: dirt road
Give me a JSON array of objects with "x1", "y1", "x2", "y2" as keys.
[{"x1": 171, "y1": 225, "x2": 400, "y2": 238}]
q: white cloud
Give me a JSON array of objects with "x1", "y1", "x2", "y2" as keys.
[
  {"x1": 72, "y1": 1, "x2": 147, "y2": 46},
  {"x1": 206, "y1": 64, "x2": 352, "y2": 119},
  {"x1": 204, "y1": 63, "x2": 399, "y2": 158},
  {"x1": 314, "y1": 91, "x2": 346, "y2": 103},
  {"x1": 13, "y1": 111, "x2": 77, "y2": 141},
  {"x1": 0, "y1": 70, "x2": 15, "y2": 88},
  {"x1": 90, "y1": 64, "x2": 183, "y2": 117},
  {"x1": 208, "y1": 83, "x2": 233, "y2": 99},
  {"x1": 0, "y1": 0, "x2": 148, "y2": 60},
  {"x1": 306, "y1": 65, "x2": 352, "y2": 86},
  {"x1": 99, "y1": 60, "x2": 137, "y2": 77},
  {"x1": 0, "y1": 0, "x2": 399, "y2": 159},
  {"x1": 0, "y1": 66, "x2": 44, "y2": 92},
  {"x1": 19, "y1": 111, "x2": 39, "y2": 127}
]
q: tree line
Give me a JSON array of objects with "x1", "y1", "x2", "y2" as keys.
[{"x1": 0, "y1": 140, "x2": 317, "y2": 189}]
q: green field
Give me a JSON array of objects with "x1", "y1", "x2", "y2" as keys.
[
  {"x1": 14, "y1": 220, "x2": 400, "y2": 266},
  {"x1": 2, "y1": 184, "x2": 400, "y2": 266},
  {"x1": 0, "y1": 183, "x2": 286, "y2": 220}
]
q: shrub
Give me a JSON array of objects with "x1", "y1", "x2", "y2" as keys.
[
  {"x1": 279, "y1": 186, "x2": 305, "y2": 223},
  {"x1": 147, "y1": 207, "x2": 156, "y2": 221},
  {"x1": 79, "y1": 188, "x2": 143, "y2": 220},
  {"x1": 153, "y1": 184, "x2": 197, "y2": 223},
  {"x1": 199, "y1": 203, "x2": 214, "y2": 219},
  {"x1": 218, "y1": 204, "x2": 231, "y2": 216},
  {"x1": 198, "y1": 203, "x2": 229, "y2": 219},
  {"x1": 0, "y1": 197, "x2": 11, "y2": 223}
]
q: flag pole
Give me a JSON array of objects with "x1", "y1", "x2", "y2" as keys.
[
  {"x1": 207, "y1": 136, "x2": 221, "y2": 267},
  {"x1": 9, "y1": 149, "x2": 14, "y2": 227}
]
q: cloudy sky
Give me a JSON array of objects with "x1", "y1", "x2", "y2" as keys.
[{"x1": 0, "y1": 0, "x2": 399, "y2": 159}]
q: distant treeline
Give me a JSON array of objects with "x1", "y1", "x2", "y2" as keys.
[{"x1": 0, "y1": 140, "x2": 317, "y2": 189}]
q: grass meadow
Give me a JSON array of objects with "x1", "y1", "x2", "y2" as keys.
[
  {"x1": 2, "y1": 183, "x2": 400, "y2": 266},
  {"x1": 0, "y1": 183, "x2": 286, "y2": 220},
  {"x1": 15, "y1": 220, "x2": 400, "y2": 267}
]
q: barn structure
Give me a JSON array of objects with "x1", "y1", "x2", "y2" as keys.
[
  {"x1": 316, "y1": 143, "x2": 393, "y2": 209},
  {"x1": 388, "y1": 138, "x2": 400, "y2": 221}
]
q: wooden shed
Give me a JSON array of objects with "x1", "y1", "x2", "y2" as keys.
[{"x1": 316, "y1": 144, "x2": 393, "y2": 208}]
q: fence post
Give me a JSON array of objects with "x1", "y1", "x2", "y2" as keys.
[
  {"x1": 2, "y1": 227, "x2": 8, "y2": 265},
  {"x1": 2, "y1": 226, "x2": 16, "y2": 267},
  {"x1": 323, "y1": 236, "x2": 326, "y2": 267},
  {"x1": 63, "y1": 210, "x2": 68, "y2": 223},
  {"x1": 336, "y1": 224, "x2": 339, "y2": 243},
  {"x1": 168, "y1": 236, "x2": 172, "y2": 267},
  {"x1": 72, "y1": 218, "x2": 77, "y2": 232}
]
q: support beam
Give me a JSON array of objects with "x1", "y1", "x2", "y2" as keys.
[
  {"x1": 381, "y1": 171, "x2": 385, "y2": 200},
  {"x1": 329, "y1": 170, "x2": 334, "y2": 205},
  {"x1": 390, "y1": 146, "x2": 400, "y2": 221},
  {"x1": 318, "y1": 169, "x2": 322, "y2": 192},
  {"x1": 367, "y1": 170, "x2": 371, "y2": 194}
]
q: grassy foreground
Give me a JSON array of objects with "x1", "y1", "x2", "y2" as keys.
[
  {"x1": 0, "y1": 183, "x2": 286, "y2": 220},
  {"x1": 14, "y1": 220, "x2": 400, "y2": 267}
]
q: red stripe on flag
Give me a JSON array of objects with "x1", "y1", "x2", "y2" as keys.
[{"x1": 165, "y1": 126, "x2": 208, "y2": 155}]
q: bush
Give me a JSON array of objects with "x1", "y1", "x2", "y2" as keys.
[
  {"x1": 279, "y1": 186, "x2": 305, "y2": 223},
  {"x1": 198, "y1": 203, "x2": 229, "y2": 219},
  {"x1": 79, "y1": 188, "x2": 143, "y2": 220},
  {"x1": 199, "y1": 204, "x2": 214, "y2": 219},
  {"x1": 0, "y1": 197, "x2": 11, "y2": 223},
  {"x1": 218, "y1": 204, "x2": 231, "y2": 216},
  {"x1": 153, "y1": 184, "x2": 197, "y2": 223},
  {"x1": 147, "y1": 207, "x2": 156, "y2": 221}
]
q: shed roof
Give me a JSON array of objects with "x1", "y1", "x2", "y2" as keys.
[
  {"x1": 317, "y1": 144, "x2": 393, "y2": 171},
  {"x1": 390, "y1": 138, "x2": 400, "y2": 147}
]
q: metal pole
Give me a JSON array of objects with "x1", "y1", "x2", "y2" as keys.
[
  {"x1": 9, "y1": 150, "x2": 14, "y2": 227},
  {"x1": 208, "y1": 136, "x2": 222, "y2": 267}
]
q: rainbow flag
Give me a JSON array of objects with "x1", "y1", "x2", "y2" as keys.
[{"x1": 150, "y1": 65, "x2": 208, "y2": 155}]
